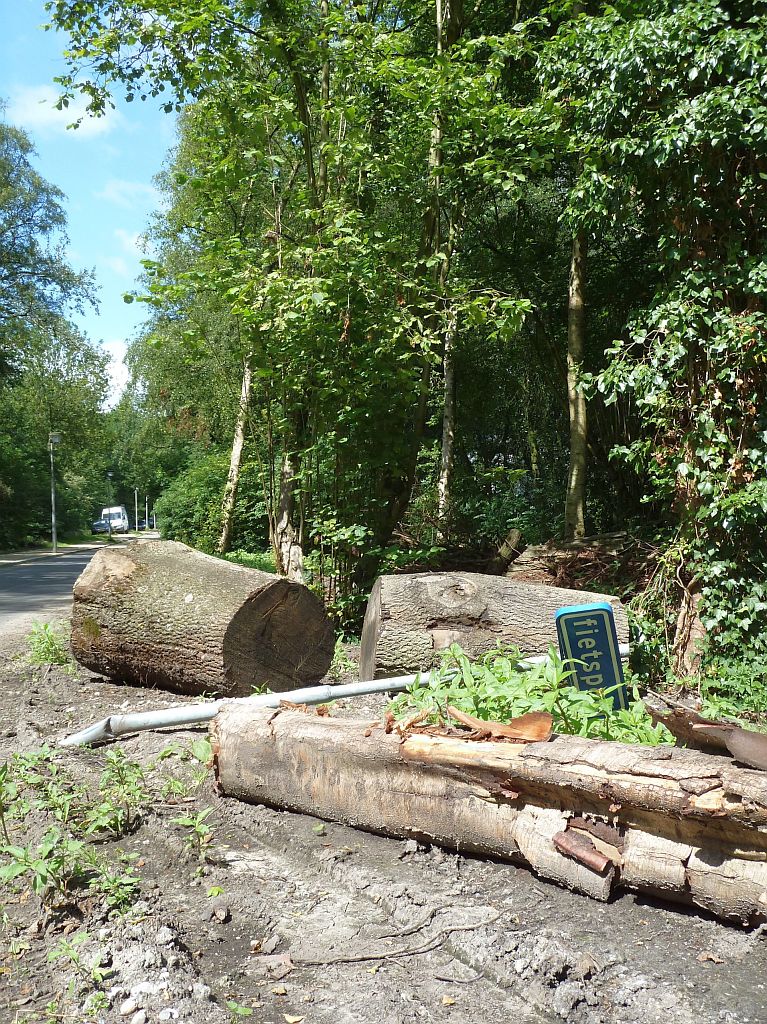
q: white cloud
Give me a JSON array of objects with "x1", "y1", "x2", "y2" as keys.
[
  {"x1": 101, "y1": 338, "x2": 130, "y2": 405},
  {"x1": 96, "y1": 178, "x2": 161, "y2": 210},
  {"x1": 7, "y1": 84, "x2": 120, "y2": 139},
  {"x1": 115, "y1": 228, "x2": 142, "y2": 255},
  {"x1": 104, "y1": 255, "x2": 131, "y2": 278}
]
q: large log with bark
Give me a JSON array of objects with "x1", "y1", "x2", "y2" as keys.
[
  {"x1": 212, "y1": 706, "x2": 767, "y2": 922},
  {"x1": 359, "y1": 572, "x2": 629, "y2": 679},
  {"x1": 71, "y1": 540, "x2": 334, "y2": 697}
]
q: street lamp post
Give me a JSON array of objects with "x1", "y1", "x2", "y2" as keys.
[
  {"x1": 134, "y1": 487, "x2": 139, "y2": 532},
  {"x1": 48, "y1": 432, "x2": 61, "y2": 554},
  {"x1": 145, "y1": 495, "x2": 149, "y2": 531},
  {"x1": 106, "y1": 472, "x2": 113, "y2": 539}
]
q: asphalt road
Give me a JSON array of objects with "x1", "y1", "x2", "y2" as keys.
[{"x1": 0, "y1": 545, "x2": 100, "y2": 632}]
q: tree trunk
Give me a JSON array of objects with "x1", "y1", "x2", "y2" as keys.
[
  {"x1": 71, "y1": 540, "x2": 334, "y2": 696},
  {"x1": 488, "y1": 527, "x2": 525, "y2": 575},
  {"x1": 673, "y1": 578, "x2": 706, "y2": 676},
  {"x1": 564, "y1": 231, "x2": 587, "y2": 540},
  {"x1": 272, "y1": 451, "x2": 304, "y2": 582},
  {"x1": 217, "y1": 360, "x2": 252, "y2": 555},
  {"x1": 383, "y1": 0, "x2": 465, "y2": 544},
  {"x1": 436, "y1": 303, "x2": 457, "y2": 540},
  {"x1": 212, "y1": 707, "x2": 767, "y2": 923},
  {"x1": 359, "y1": 571, "x2": 628, "y2": 679}
]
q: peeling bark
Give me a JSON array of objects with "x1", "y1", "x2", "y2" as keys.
[
  {"x1": 564, "y1": 231, "x2": 587, "y2": 540},
  {"x1": 213, "y1": 707, "x2": 767, "y2": 922}
]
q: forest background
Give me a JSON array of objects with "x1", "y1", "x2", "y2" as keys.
[{"x1": 2, "y1": 0, "x2": 767, "y2": 709}]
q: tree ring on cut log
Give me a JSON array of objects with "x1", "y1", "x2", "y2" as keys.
[{"x1": 71, "y1": 540, "x2": 335, "y2": 697}]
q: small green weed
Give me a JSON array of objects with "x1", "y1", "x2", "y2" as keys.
[
  {"x1": 25, "y1": 621, "x2": 76, "y2": 670},
  {"x1": 328, "y1": 636, "x2": 356, "y2": 682},
  {"x1": 89, "y1": 854, "x2": 141, "y2": 910},
  {"x1": 84, "y1": 749, "x2": 148, "y2": 838},
  {"x1": 159, "y1": 775, "x2": 189, "y2": 801},
  {"x1": 172, "y1": 806, "x2": 215, "y2": 862},
  {"x1": 84, "y1": 991, "x2": 111, "y2": 1018},
  {"x1": 188, "y1": 737, "x2": 213, "y2": 765},
  {"x1": 39, "y1": 999, "x2": 63, "y2": 1024},
  {"x1": 226, "y1": 999, "x2": 254, "y2": 1019},
  {"x1": 48, "y1": 929, "x2": 113, "y2": 988},
  {"x1": 390, "y1": 644, "x2": 674, "y2": 746}
]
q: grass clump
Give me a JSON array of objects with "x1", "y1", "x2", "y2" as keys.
[
  {"x1": 25, "y1": 621, "x2": 73, "y2": 667},
  {"x1": 224, "y1": 549, "x2": 276, "y2": 573},
  {"x1": 390, "y1": 644, "x2": 674, "y2": 746}
]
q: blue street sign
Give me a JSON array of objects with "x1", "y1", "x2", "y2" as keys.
[{"x1": 555, "y1": 602, "x2": 628, "y2": 711}]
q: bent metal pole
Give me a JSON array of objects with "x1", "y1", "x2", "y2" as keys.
[{"x1": 59, "y1": 645, "x2": 630, "y2": 748}]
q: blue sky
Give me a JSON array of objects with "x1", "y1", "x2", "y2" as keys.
[{"x1": 0, "y1": 0, "x2": 177, "y2": 403}]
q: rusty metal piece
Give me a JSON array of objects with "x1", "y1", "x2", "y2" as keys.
[{"x1": 553, "y1": 830, "x2": 612, "y2": 874}]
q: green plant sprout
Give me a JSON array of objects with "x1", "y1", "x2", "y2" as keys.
[
  {"x1": 84, "y1": 748, "x2": 148, "y2": 837},
  {"x1": 25, "y1": 621, "x2": 76, "y2": 670},
  {"x1": 329, "y1": 636, "x2": 357, "y2": 681},
  {"x1": 390, "y1": 644, "x2": 674, "y2": 746},
  {"x1": 0, "y1": 762, "x2": 16, "y2": 843},
  {"x1": 226, "y1": 999, "x2": 254, "y2": 1019},
  {"x1": 172, "y1": 806, "x2": 215, "y2": 862}
]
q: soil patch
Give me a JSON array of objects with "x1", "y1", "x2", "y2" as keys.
[{"x1": 1, "y1": 614, "x2": 765, "y2": 1024}]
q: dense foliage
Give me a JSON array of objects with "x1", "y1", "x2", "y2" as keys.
[{"x1": 0, "y1": 117, "x2": 108, "y2": 546}]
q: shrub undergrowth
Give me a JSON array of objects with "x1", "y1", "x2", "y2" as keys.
[{"x1": 390, "y1": 644, "x2": 674, "y2": 746}]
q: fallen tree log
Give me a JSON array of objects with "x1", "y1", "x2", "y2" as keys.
[
  {"x1": 71, "y1": 540, "x2": 334, "y2": 697},
  {"x1": 212, "y1": 707, "x2": 767, "y2": 923},
  {"x1": 359, "y1": 571, "x2": 629, "y2": 679}
]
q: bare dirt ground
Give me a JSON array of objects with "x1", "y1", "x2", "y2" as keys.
[{"x1": 1, "y1": 607, "x2": 766, "y2": 1024}]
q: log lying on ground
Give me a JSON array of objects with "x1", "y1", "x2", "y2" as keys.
[
  {"x1": 359, "y1": 571, "x2": 629, "y2": 679},
  {"x1": 212, "y1": 707, "x2": 767, "y2": 923},
  {"x1": 71, "y1": 540, "x2": 334, "y2": 697}
]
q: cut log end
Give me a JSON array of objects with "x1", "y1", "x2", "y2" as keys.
[
  {"x1": 223, "y1": 580, "x2": 335, "y2": 692},
  {"x1": 71, "y1": 540, "x2": 335, "y2": 697}
]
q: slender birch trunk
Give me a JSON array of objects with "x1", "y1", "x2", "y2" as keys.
[
  {"x1": 217, "y1": 359, "x2": 252, "y2": 555},
  {"x1": 564, "y1": 230, "x2": 587, "y2": 540},
  {"x1": 436, "y1": 303, "x2": 458, "y2": 538}
]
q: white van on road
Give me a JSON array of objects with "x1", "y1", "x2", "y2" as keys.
[{"x1": 101, "y1": 506, "x2": 130, "y2": 533}]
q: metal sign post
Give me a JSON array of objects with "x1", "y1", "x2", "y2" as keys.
[{"x1": 555, "y1": 602, "x2": 628, "y2": 711}]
